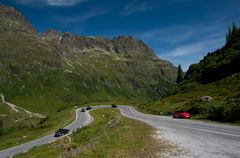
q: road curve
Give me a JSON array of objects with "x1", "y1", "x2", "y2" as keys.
[
  {"x1": 1, "y1": 105, "x2": 240, "y2": 158},
  {"x1": 116, "y1": 106, "x2": 240, "y2": 158},
  {"x1": 0, "y1": 108, "x2": 93, "y2": 158}
]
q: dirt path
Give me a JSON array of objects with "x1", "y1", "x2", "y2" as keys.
[{"x1": 0, "y1": 94, "x2": 46, "y2": 118}]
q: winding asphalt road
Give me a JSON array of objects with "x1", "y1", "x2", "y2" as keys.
[
  {"x1": 0, "y1": 105, "x2": 240, "y2": 158},
  {"x1": 0, "y1": 108, "x2": 93, "y2": 158}
]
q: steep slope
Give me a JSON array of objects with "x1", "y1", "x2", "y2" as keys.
[
  {"x1": 0, "y1": 3, "x2": 177, "y2": 113},
  {"x1": 140, "y1": 24, "x2": 240, "y2": 123},
  {"x1": 42, "y1": 31, "x2": 177, "y2": 101},
  {"x1": 0, "y1": 4, "x2": 63, "y2": 113},
  {"x1": 0, "y1": 4, "x2": 35, "y2": 34},
  {"x1": 185, "y1": 23, "x2": 240, "y2": 84},
  {"x1": 0, "y1": 3, "x2": 178, "y2": 148}
]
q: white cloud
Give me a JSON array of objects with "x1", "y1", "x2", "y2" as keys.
[
  {"x1": 137, "y1": 22, "x2": 228, "y2": 71},
  {"x1": 16, "y1": 0, "x2": 88, "y2": 6},
  {"x1": 157, "y1": 35, "x2": 225, "y2": 71},
  {"x1": 55, "y1": 9, "x2": 110, "y2": 23},
  {"x1": 137, "y1": 25, "x2": 194, "y2": 44},
  {"x1": 45, "y1": 0, "x2": 87, "y2": 6},
  {"x1": 167, "y1": 40, "x2": 221, "y2": 57},
  {"x1": 137, "y1": 23, "x2": 228, "y2": 44},
  {"x1": 123, "y1": 0, "x2": 155, "y2": 16}
]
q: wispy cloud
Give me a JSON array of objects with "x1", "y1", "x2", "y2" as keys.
[
  {"x1": 136, "y1": 19, "x2": 230, "y2": 71},
  {"x1": 166, "y1": 38, "x2": 224, "y2": 57},
  {"x1": 157, "y1": 27, "x2": 225, "y2": 71},
  {"x1": 122, "y1": 0, "x2": 190, "y2": 16},
  {"x1": 55, "y1": 9, "x2": 111, "y2": 23},
  {"x1": 137, "y1": 23, "x2": 227, "y2": 44},
  {"x1": 45, "y1": 0, "x2": 87, "y2": 6},
  {"x1": 137, "y1": 25, "x2": 194, "y2": 44},
  {"x1": 16, "y1": 0, "x2": 88, "y2": 6},
  {"x1": 123, "y1": 0, "x2": 156, "y2": 16},
  {"x1": 158, "y1": 41, "x2": 223, "y2": 71}
]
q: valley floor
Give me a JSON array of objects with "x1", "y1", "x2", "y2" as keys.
[
  {"x1": 2, "y1": 105, "x2": 240, "y2": 158},
  {"x1": 14, "y1": 109, "x2": 178, "y2": 158}
]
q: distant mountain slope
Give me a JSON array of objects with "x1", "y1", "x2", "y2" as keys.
[
  {"x1": 0, "y1": 3, "x2": 177, "y2": 113},
  {"x1": 140, "y1": 24, "x2": 240, "y2": 123},
  {"x1": 0, "y1": 3, "x2": 178, "y2": 149}
]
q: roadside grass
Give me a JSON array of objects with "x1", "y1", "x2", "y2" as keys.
[
  {"x1": 14, "y1": 109, "x2": 179, "y2": 158},
  {"x1": 0, "y1": 89, "x2": 147, "y2": 151},
  {"x1": 0, "y1": 102, "x2": 30, "y2": 129}
]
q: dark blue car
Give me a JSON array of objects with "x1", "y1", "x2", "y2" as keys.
[{"x1": 54, "y1": 128, "x2": 70, "y2": 137}]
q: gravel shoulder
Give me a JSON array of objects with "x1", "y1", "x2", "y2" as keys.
[{"x1": 119, "y1": 106, "x2": 240, "y2": 158}]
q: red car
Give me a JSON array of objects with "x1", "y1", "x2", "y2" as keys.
[{"x1": 173, "y1": 111, "x2": 191, "y2": 119}]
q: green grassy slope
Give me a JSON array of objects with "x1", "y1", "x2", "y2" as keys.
[
  {"x1": 0, "y1": 97, "x2": 75, "y2": 150},
  {"x1": 139, "y1": 73, "x2": 240, "y2": 122},
  {"x1": 0, "y1": 3, "x2": 177, "y2": 149},
  {"x1": 0, "y1": 4, "x2": 177, "y2": 109}
]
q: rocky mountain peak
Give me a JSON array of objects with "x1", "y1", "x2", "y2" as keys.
[
  {"x1": 62, "y1": 32, "x2": 72, "y2": 38},
  {"x1": 111, "y1": 35, "x2": 156, "y2": 59},
  {"x1": 0, "y1": 3, "x2": 178, "y2": 107},
  {"x1": 42, "y1": 29, "x2": 62, "y2": 41},
  {"x1": 58, "y1": 33, "x2": 112, "y2": 51},
  {"x1": 111, "y1": 35, "x2": 137, "y2": 45},
  {"x1": 48, "y1": 33, "x2": 159, "y2": 61},
  {"x1": 0, "y1": 3, "x2": 35, "y2": 34},
  {"x1": 0, "y1": 4, "x2": 22, "y2": 21}
]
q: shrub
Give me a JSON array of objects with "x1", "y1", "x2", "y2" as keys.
[
  {"x1": 223, "y1": 104, "x2": 240, "y2": 122},
  {"x1": 206, "y1": 103, "x2": 240, "y2": 122},
  {"x1": 38, "y1": 116, "x2": 49, "y2": 125},
  {"x1": 207, "y1": 106, "x2": 225, "y2": 121},
  {"x1": 0, "y1": 120, "x2": 2, "y2": 136}
]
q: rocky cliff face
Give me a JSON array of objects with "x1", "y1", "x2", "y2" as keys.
[
  {"x1": 0, "y1": 3, "x2": 177, "y2": 106},
  {"x1": 0, "y1": 3, "x2": 35, "y2": 34},
  {"x1": 60, "y1": 33, "x2": 112, "y2": 51},
  {"x1": 111, "y1": 36, "x2": 156, "y2": 58}
]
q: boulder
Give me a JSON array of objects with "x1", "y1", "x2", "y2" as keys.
[{"x1": 201, "y1": 96, "x2": 213, "y2": 102}]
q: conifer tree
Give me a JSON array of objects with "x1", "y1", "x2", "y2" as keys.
[{"x1": 177, "y1": 64, "x2": 184, "y2": 83}]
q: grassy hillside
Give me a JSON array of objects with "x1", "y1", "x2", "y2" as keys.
[
  {"x1": 139, "y1": 73, "x2": 240, "y2": 122},
  {"x1": 0, "y1": 3, "x2": 177, "y2": 149},
  {"x1": 0, "y1": 4, "x2": 177, "y2": 107},
  {"x1": 0, "y1": 97, "x2": 75, "y2": 150},
  {"x1": 140, "y1": 24, "x2": 240, "y2": 123}
]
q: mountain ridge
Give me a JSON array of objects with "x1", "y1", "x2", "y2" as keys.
[{"x1": 0, "y1": 3, "x2": 177, "y2": 108}]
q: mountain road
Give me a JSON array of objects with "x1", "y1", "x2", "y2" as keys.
[{"x1": 0, "y1": 105, "x2": 240, "y2": 158}]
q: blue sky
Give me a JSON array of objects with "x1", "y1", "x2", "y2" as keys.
[{"x1": 1, "y1": 0, "x2": 240, "y2": 71}]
